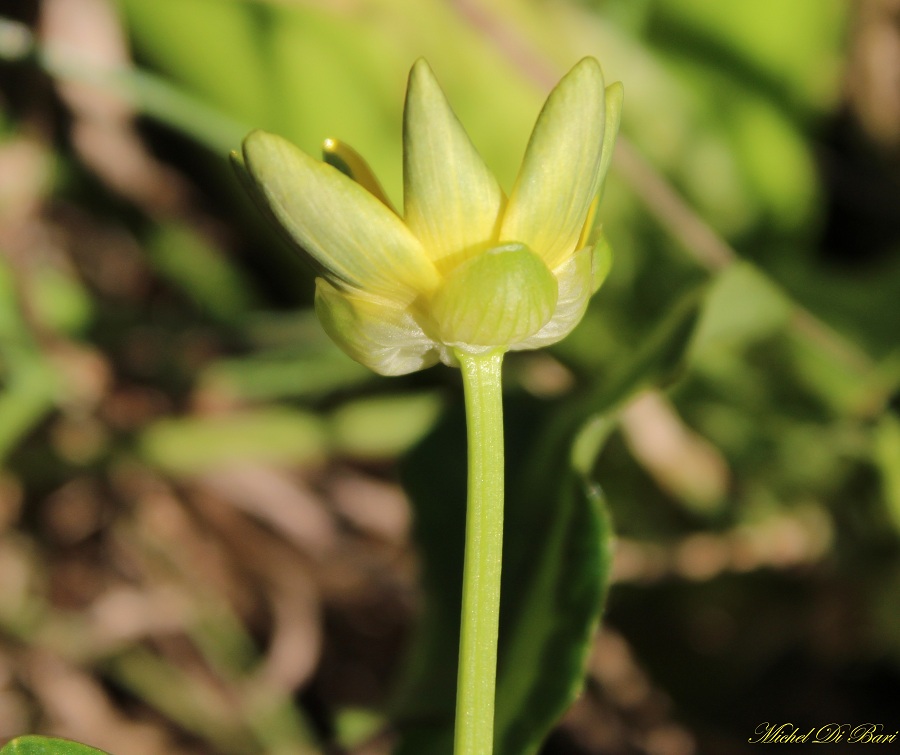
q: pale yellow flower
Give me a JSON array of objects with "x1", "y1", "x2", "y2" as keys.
[{"x1": 238, "y1": 58, "x2": 622, "y2": 375}]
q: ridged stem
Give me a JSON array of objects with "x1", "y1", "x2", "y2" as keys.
[{"x1": 453, "y1": 348, "x2": 505, "y2": 755}]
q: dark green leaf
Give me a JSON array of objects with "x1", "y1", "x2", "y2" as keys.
[
  {"x1": 582, "y1": 284, "x2": 704, "y2": 415},
  {"x1": 493, "y1": 455, "x2": 613, "y2": 755}
]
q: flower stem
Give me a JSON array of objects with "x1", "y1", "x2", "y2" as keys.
[{"x1": 453, "y1": 348, "x2": 505, "y2": 755}]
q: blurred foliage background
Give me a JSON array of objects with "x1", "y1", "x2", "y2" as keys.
[{"x1": 1, "y1": 0, "x2": 900, "y2": 753}]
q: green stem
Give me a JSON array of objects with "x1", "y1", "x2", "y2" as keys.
[{"x1": 453, "y1": 348, "x2": 506, "y2": 755}]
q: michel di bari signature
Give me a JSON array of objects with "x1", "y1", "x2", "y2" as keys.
[{"x1": 750, "y1": 723, "x2": 898, "y2": 744}]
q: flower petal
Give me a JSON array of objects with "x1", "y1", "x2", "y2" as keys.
[
  {"x1": 500, "y1": 57, "x2": 606, "y2": 269},
  {"x1": 596, "y1": 82, "x2": 624, "y2": 199},
  {"x1": 315, "y1": 279, "x2": 440, "y2": 376},
  {"x1": 403, "y1": 59, "x2": 505, "y2": 268},
  {"x1": 322, "y1": 137, "x2": 399, "y2": 214},
  {"x1": 243, "y1": 130, "x2": 439, "y2": 303},
  {"x1": 510, "y1": 243, "x2": 594, "y2": 351}
]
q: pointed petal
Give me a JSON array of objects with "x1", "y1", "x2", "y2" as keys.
[
  {"x1": 577, "y1": 196, "x2": 599, "y2": 251},
  {"x1": 574, "y1": 83, "x2": 623, "y2": 250},
  {"x1": 510, "y1": 243, "x2": 594, "y2": 351},
  {"x1": 315, "y1": 279, "x2": 440, "y2": 376},
  {"x1": 403, "y1": 59, "x2": 505, "y2": 267},
  {"x1": 322, "y1": 138, "x2": 398, "y2": 214},
  {"x1": 500, "y1": 57, "x2": 606, "y2": 269},
  {"x1": 243, "y1": 130, "x2": 438, "y2": 303},
  {"x1": 596, "y1": 82, "x2": 623, "y2": 197}
]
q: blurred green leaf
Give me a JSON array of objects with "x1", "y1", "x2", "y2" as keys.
[
  {"x1": 727, "y1": 92, "x2": 817, "y2": 228},
  {"x1": 330, "y1": 392, "x2": 443, "y2": 460},
  {"x1": 115, "y1": 0, "x2": 275, "y2": 125},
  {"x1": 146, "y1": 223, "x2": 257, "y2": 323},
  {"x1": 139, "y1": 408, "x2": 326, "y2": 474},
  {"x1": 0, "y1": 359, "x2": 57, "y2": 463},
  {"x1": 0, "y1": 736, "x2": 109, "y2": 755},
  {"x1": 334, "y1": 708, "x2": 385, "y2": 749},
  {"x1": 583, "y1": 283, "x2": 704, "y2": 414},
  {"x1": 785, "y1": 330, "x2": 876, "y2": 416},
  {"x1": 652, "y1": 0, "x2": 846, "y2": 111},
  {"x1": 104, "y1": 649, "x2": 259, "y2": 754},
  {"x1": 200, "y1": 346, "x2": 371, "y2": 401},
  {"x1": 691, "y1": 262, "x2": 791, "y2": 356},
  {"x1": 116, "y1": 0, "x2": 543, "y2": 199},
  {"x1": 875, "y1": 412, "x2": 900, "y2": 536},
  {"x1": 29, "y1": 267, "x2": 93, "y2": 335},
  {"x1": 0, "y1": 260, "x2": 59, "y2": 463}
]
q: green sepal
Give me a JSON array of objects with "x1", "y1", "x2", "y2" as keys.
[
  {"x1": 430, "y1": 242, "x2": 557, "y2": 348},
  {"x1": 591, "y1": 232, "x2": 614, "y2": 293},
  {"x1": 314, "y1": 279, "x2": 440, "y2": 376}
]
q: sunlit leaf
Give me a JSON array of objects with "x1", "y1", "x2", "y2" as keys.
[{"x1": 0, "y1": 736, "x2": 110, "y2": 755}]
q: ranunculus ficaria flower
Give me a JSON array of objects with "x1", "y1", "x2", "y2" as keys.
[{"x1": 238, "y1": 57, "x2": 622, "y2": 375}]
